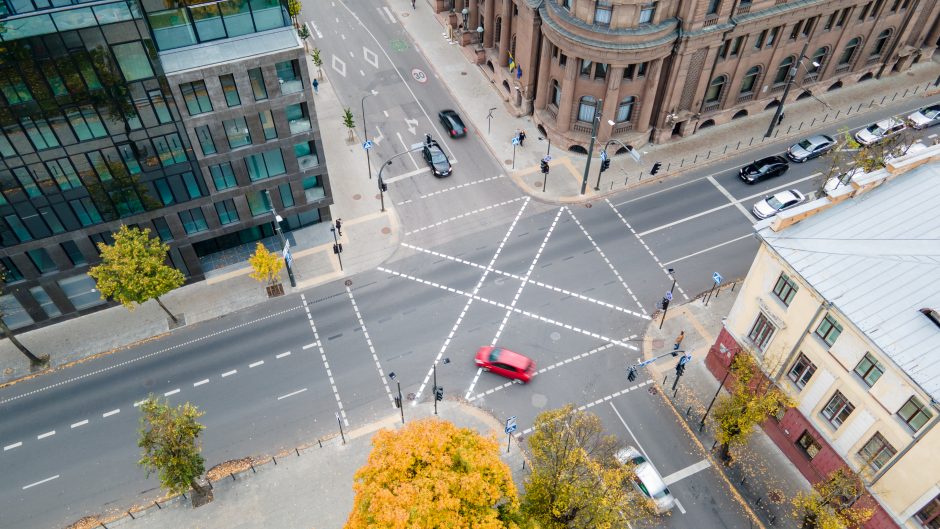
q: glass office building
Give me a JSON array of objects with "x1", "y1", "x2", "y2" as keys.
[{"x1": 0, "y1": 0, "x2": 331, "y2": 331}]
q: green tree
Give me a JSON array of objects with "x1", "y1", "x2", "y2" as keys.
[
  {"x1": 712, "y1": 354, "x2": 792, "y2": 463},
  {"x1": 137, "y1": 397, "x2": 209, "y2": 499},
  {"x1": 522, "y1": 405, "x2": 654, "y2": 529},
  {"x1": 792, "y1": 467, "x2": 874, "y2": 529},
  {"x1": 297, "y1": 24, "x2": 310, "y2": 41},
  {"x1": 345, "y1": 417, "x2": 520, "y2": 529},
  {"x1": 286, "y1": 0, "x2": 302, "y2": 25},
  {"x1": 248, "y1": 242, "x2": 282, "y2": 286},
  {"x1": 88, "y1": 225, "x2": 186, "y2": 323},
  {"x1": 310, "y1": 48, "x2": 323, "y2": 79},
  {"x1": 343, "y1": 107, "x2": 356, "y2": 140},
  {"x1": 0, "y1": 270, "x2": 48, "y2": 367}
]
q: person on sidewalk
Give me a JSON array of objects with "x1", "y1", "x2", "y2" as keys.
[
  {"x1": 312, "y1": 78, "x2": 319, "y2": 94},
  {"x1": 672, "y1": 331, "x2": 685, "y2": 356},
  {"x1": 411, "y1": 0, "x2": 415, "y2": 8},
  {"x1": 335, "y1": 218, "x2": 342, "y2": 237},
  {"x1": 518, "y1": 129, "x2": 526, "y2": 147}
]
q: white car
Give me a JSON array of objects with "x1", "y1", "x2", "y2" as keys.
[
  {"x1": 752, "y1": 189, "x2": 806, "y2": 220},
  {"x1": 907, "y1": 104, "x2": 940, "y2": 129},
  {"x1": 615, "y1": 446, "x2": 676, "y2": 513},
  {"x1": 854, "y1": 118, "x2": 907, "y2": 146}
]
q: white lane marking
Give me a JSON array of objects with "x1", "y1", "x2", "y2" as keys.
[
  {"x1": 193, "y1": 379, "x2": 210, "y2": 387},
  {"x1": 306, "y1": 20, "x2": 322, "y2": 38},
  {"x1": 519, "y1": 381, "x2": 654, "y2": 435},
  {"x1": 605, "y1": 198, "x2": 690, "y2": 301},
  {"x1": 133, "y1": 399, "x2": 146, "y2": 407},
  {"x1": 249, "y1": 360, "x2": 264, "y2": 368},
  {"x1": 331, "y1": 55, "x2": 347, "y2": 77},
  {"x1": 71, "y1": 420, "x2": 89, "y2": 429},
  {"x1": 406, "y1": 197, "x2": 526, "y2": 235},
  {"x1": 381, "y1": 5, "x2": 395, "y2": 23},
  {"x1": 395, "y1": 174, "x2": 506, "y2": 205},
  {"x1": 385, "y1": 166, "x2": 431, "y2": 184},
  {"x1": 22, "y1": 475, "x2": 59, "y2": 490},
  {"x1": 396, "y1": 132, "x2": 420, "y2": 170},
  {"x1": 163, "y1": 389, "x2": 180, "y2": 397},
  {"x1": 708, "y1": 175, "x2": 756, "y2": 222},
  {"x1": 566, "y1": 208, "x2": 644, "y2": 311},
  {"x1": 363, "y1": 46, "x2": 379, "y2": 68},
  {"x1": 4, "y1": 442, "x2": 23, "y2": 451},
  {"x1": 302, "y1": 294, "x2": 349, "y2": 425},
  {"x1": 676, "y1": 499, "x2": 687, "y2": 514},
  {"x1": 929, "y1": 133, "x2": 938, "y2": 139},
  {"x1": 0, "y1": 306, "x2": 303, "y2": 406},
  {"x1": 221, "y1": 370, "x2": 237, "y2": 377},
  {"x1": 102, "y1": 409, "x2": 120, "y2": 418},
  {"x1": 37, "y1": 431, "x2": 55, "y2": 440},
  {"x1": 343, "y1": 288, "x2": 390, "y2": 415},
  {"x1": 275, "y1": 351, "x2": 291, "y2": 359},
  {"x1": 662, "y1": 234, "x2": 754, "y2": 266},
  {"x1": 277, "y1": 388, "x2": 308, "y2": 400},
  {"x1": 302, "y1": 343, "x2": 316, "y2": 350},
  {"x1": 662, "y1": 459, "x2": 712, "y2": 485},
  {"x1": 400, "y1": 242, "x2": 648, "y2": 319}
]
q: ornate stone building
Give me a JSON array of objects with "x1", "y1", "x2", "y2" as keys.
[{"x1": 435, "y1": 0, "x2": 940, "y2": 150}]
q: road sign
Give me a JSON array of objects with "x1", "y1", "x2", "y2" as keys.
[
  {"x1": 505, "y1": 416, "x2": 517, "y2": 434},
  {"x1": 511, "y1": 136, "x2": 520, "y2": 146},
  {"x1": 411, "y1": 68, "x2": 427, "y2": 83},
  {"x1": 600, "y1": 150, "x2": 608, "y2": 161},
  {"x1": 665, "y1": 291, "x2": 673, "y2": 302},
  {"x1": 362, "y1": 140, "x2": 373, "y2": 150},
  {"x1": 543, "y1": 155, "x2": 552, "y2": 162},
  {"x1": 628, "y1": 147, "x2": 641, "y2": 162},
  {"x1": 713, "y1": 272, "x2": 723, "y2": 284},
  {"x1": 679, "y1": 353, "x2": 692, "y2": 365}
]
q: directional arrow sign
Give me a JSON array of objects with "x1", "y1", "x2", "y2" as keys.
[
  {"x1": 713, "y1": 272, "x2": 723, "y2": 285},
  {"x1": 362, "y1": 140, "x2": 373, "y2": 150},
  {"x1": 404, "y1": 118, "x2": 418, "y2": 135},
  {"x1": 600, "y1": 150, "x2": 608, "y2": 161}
]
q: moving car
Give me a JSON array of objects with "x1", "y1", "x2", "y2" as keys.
[
  {"x1": 438, "y1": 109, "x2": 468, "y2": 138},
  {"x1": 752, "y1": 189, "x2": 806, "y2": 219},
  {"x1": 854, "y1": 117, "x2": 906, "y2": 146},
  {"x1": 474, "y1": 346, "x2": 535, "y2": 383},
  {"x1": 422, "y1": 139, "x2": 452, "y2": 177},
  {"x1": 615, "y1": 446, "x2": 676, "y2": 514},
  {"x1": 739, "y1": 155, "x2": 789, "y2": 183},
  {"x1": 907, "y1": 104, "x2": 940, "y2": 129},
  {"x1": 787, "y1": 134, "x2": 835, "y2": 162}
]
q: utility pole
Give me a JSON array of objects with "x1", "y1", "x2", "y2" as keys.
[
  {"x1": 361, "y1": 91, "x2": 377, "y2": 179},
  {"x1": 580, "y1": 99, "x2": 603, "y2": 195},
  {"x1": 432, "y1": 358, "x2": 449, "y2": 415},
  {"x1": 389, "y1": 372, "x2": 404, "y2": 424},
  {"x1": 765, "y1": 42, "x2": 808, "y2": 139}
]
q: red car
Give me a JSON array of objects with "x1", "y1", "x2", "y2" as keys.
[{"x1": 474, "y1": 346, "x2": 535, "y2": 383}]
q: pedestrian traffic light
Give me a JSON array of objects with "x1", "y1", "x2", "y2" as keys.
[
  {"x1": 333, "y1": 243, "x2": 343, "y2": 254},
  {"x1": 661, "y1": 296, "x2": 670, "y2": 312},
  {"x1": 394, "y1": 395, "x2": 402, "y2": 408},
  {"x1": 435, "y1": 386, "x2": 444, "y2": 401},
  {"x1": 675, "y1": 361, "x2": 685, "y2": 377},
  {"x1": 651, "y1": 162, "x2": 662, "y2": 175},
  {"x1": 627, "y1": 366, "x2": 637, "y2": 382},
  {"x1": 380, "y1": 180, "x2": 388, "y2": 192},
  {"x1": 540, "y1": 159, "x2": 549, "y2": 174},
  {"x1": 600, "y1": 158, "x2": 611, "y2": 172}
]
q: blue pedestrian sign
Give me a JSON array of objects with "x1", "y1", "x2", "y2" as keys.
[
  {"x1": 511, "y1": 136, "x2": 520, "y2": 146},
  {"x1": 362, "y1": 140, "x2": 373, "y2": 150},
  {"x1": 600, "y1": 150, "x2": 608, "y2": 161},
  {"x1": 713, "y1": 272, "x2": 723, "y2": 285},
  {"x1": 679, "y1": 353, "x2": 692, "y2": 365},
  {"x1": 505, "y1": 416, "x2": 517, "y2": 434},
  {"x1": 665, "y1": 291, "x2": 673, "y2": 302},
  {"x1": 543, "y1": 155, "x2": 552, "y2": 162}
]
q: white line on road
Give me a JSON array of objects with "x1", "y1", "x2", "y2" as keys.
[
  {"x1": 302, "y1": 293, "x2": 349, "y2": 426},
  {"x1": 708, "y1": 176, "x2": 756, "y2": 223},
  {"x1": 675, "y1": 499, "x2": 687, "y2": 514},
  {"x1": 406, "y1": 197, "x2": 525, "y2": 235},
  {"x1": 4, "y1": 442, "x2": 22, "y2": 451},
  {"x1": 662, "y1": 459, "x2": 712, "y2": 485},
  {"x1": 302, "y1": 343, "x2": 316, "y2": 350},
  {"x1": 277, "y1": 388, "x2": 308, "y2": 401},
  {"x1": 385, "y1": 166, "x2": 430, "y2": 184},
  {"x1": 567, "y1": 208, "x2": 645, "y2": 311},
  {"x1": 344, "y1": 288, "x2": 388, "y2": 417},
  {"x1": 134, "y1": 399, "x2": 146, "y2": 407},
  {"x1": 518, "y1": 381, "x2": 653, "y2": 435},
  {"x1": 222, "y1": 370, "x2": 237, "y2": 377},
  {"x1": 37, "y1": 431, "x2": 55, "y2": 440},
  {"x1": 194, "y1": 379, "x2": 210, "y2": 387},
  {"x1": 22, "y1": 475, "x2": 59, "y2": 490},
  {"x1": 249, "y1": 360, "x2": 264, "y2": 368},
  {"x1": 395, "y1": 174, "x2": 505, "y2": 204},
  {"x1": 164, "y1": 389, "x2": 180, "y2": 397},
  {"x1": 661, "y1": 234, "x2": 754, "y2": 266},
  {"x1": 71, "y1": 420, "x2": 89, "y2": 429},
  {"x1": 102, "y1": 409, "x2": 120, "y2": 418},
  {"x1": 306, "y1": 20, "x2": 322, "y2": 38},
  {"x1": 276, "y1": 351, "x2": 291, "y2": 359},
  {"x1": 381, "y1": 6, "x2": 395, "y2": 23}
]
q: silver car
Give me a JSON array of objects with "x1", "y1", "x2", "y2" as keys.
[
  {"x1": 752, "y1": 189, "x2": 806, "y2": 219},
  {"x1": 616, "y1": 446, "x2": 676, "y2": 513},
  {"x1": 787, "y1": 134, "x2": 835, "y2": 162},
  {"x1": 854, "y1": 117, "x2": 906, "y2": 146},
  {"x1": 907, "y1": 104, "x2": 940, "y2": 129}
]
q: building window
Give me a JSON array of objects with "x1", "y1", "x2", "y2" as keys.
[
  {"x1": 809, "y1": 47, "x2": 827, "y2": 74},
  {"x1": 245, "y1": 149, "x2": 286, "y2": 181},
  {"x1": 112, "y1": 42, "x2": 154, "y2": 82},
  {"x1": 788, "y1": 353, "x2": 817, "y2": 388},
  {"x1": 853, "y1": 352, "x2": 884, "y2": 387},
  {"x1": 214, "y1": 199, "x2": 239, "y2": 225},
  {"x1": 754, "y1": 29, "x2": 768, "y2": 49},
  {"x1": 61, "y1": 240, "x2": 87, "y2": 266},
  {"x1": 838, "y1": 37, "x2": 861, "y2": 65},
  {"x1": 577, "y1": 96, "x2": 598, "y2": 122},
  {"x1": 739, "y1": 66, "x2": 760, "y2": 94},
  {"x1": 802, "y1": 16, "x2": 816, "y2": 37},
  {"x1": 822, "y1": 391, "x2": 854, "y2": 428},
  {"x1": 638, "y1": 2, "x2": 656, "y2": 24},
  {"x1": 58, "y1": 274, "x2": 105, "y2": 310},
  {"x1": 636, "y1": 61, "x2": 648, "y2": 77},
  {"x1": 789, "y1": 21, "x2": 802, "y2": 40},
  {"x1": 766, "y1": 26, "x2": 779, "y2": 47},
  {"x1": 195, "y1": 125, "x2": 216, "y2": 155},
  {"x1": 705, "y1": 75, "x2": 726, "y2": 103},
  {"x1": 276, "y1": 60, "x2": 303, "y2": 95},
  {"x1": 246, "y1": 189, "x2": 272, "y2": 216},
  {"x1": 870, "y1": 29, "x2": 891, "y2": 57},
  {"x1": 551, "y1": 80, "x2": 561, "y2": 107},
  {"x1": 594, "y1": 63, "x2": 608, "y2": 80},
  {"x1": 21, "y1": 117, "x2": 60, "y2": 150},
  {"x1": 248, "y1": 68, "x2": 268, "y2": 101},
  {"x1": 154, "y1": 134, "x2": 187, "y2": 167},
  {"x1": 66, "y1": 106, "x2": 108, "y2": 141},
  {"x1": 858, "y1": 433, "x2": 896, "y2": 471},
  {"x1": 0, "y1": 74, "x2": 33, "y2": 105},
  {"x1": 179, "y1": 207, "x2": 208, "y2": 234},
  {"x1": 286, "y1": 103, "x2": 312, "y2": 134},
  {"x1": 148, "y1": 90, "x2": 173, "y2": 124},
  {"x1": 889, "y1": 0, "x2": 900, "y2": 11},
  {"x1": 561, "y1": 0, "x2": 569, "y2": 10},
  {"x1": 259, "y1": 110, "x2": 278, "y2": 140},
  {"x1": 815, "y1": 314, "x2": 843, "y2": 346},
  {"x1": 294, "y1": 141, "x2": 320, "y2": 170},
  {"x1": 747, "y1": 313, "x2": 776, "y2": 350},
  {"x1": 223, "y1": 117, "x2": 252, "y2": 149},
  {"x1": 823, "y1": 12, "x2": 837, "y2": 31},
  {"x1": 858, "y1": 1, "x2": 871, "y2": 20},
  {"x1": 836, "y1": 7, "x2": 850, "y2": 27},
  {"x1": 706, "y1": 0, "x2": 721, "y2": 15},
  {"x1": 580, "y1": 59, "x2": 593, "y2": 77},
  {"x1": 279, "y1": 183, "x2": 294, "y2": 208},
  {"x1": 70, "y1": 198, "x2": 103, "y2": 227},
  {"x1": 29, "y1": 286, "x2": 61, "y2": 318},
  {"x1": 915, "y1": 494, "x2": 940, "y2": 529},
  {"x1": 897, "y1": 396, "x2": 933, "y2": 432},
  {"x1": 772, "y1": 272, "x2": 799, "y2": 305},
  {"x1": 559, "y1": 53, "x2": 567, "y2": 68},
  {"x1": 152, "y1": 217, "x2": 173, "y2": 242},
  {"x1": 5, "y1": 214, "x2": 33, "y2": 243},
  {"x1": 0, "y1": 294, "x2": 33, "y2": 329},
  {"x1": 616, "y1": 96, "x2": 635, "y2": 122},
  {"x1": 220, "y1": 74, "x2": 241, "y2": 107},
  {"x1": 796, "y1": 431, "x2": 822, "y2": 459},
  {"x1": 730, "y1": 36, "x2": 744, "y2": 56},
  {"x1": 303, "y1": 175, "x2": 325, "y2": 202},
  {"x1": 870, "y1": 0, "x2": 884, "y2": 16},
  {"x1": 594, "y1": 1, "x2": 612, "y2": 25},
  {"x1": 1, "y1": 257, "x2": 24, "y2": 281},
  {"x1": 179, "y1": 80, "x2": 213, "y2": 116},
  {"x1": 774, "y1": 56, "x2": 794, "y2": 85},
  {"x1": 209, "y1": 162, "x2": 237, "y2": 191},
  {"x1": 26, "y1": 248, "x2": 57, "y2": 274}
]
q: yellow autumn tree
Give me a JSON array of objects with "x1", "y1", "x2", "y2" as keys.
[
  {"x1": 345, "y1": 417, "x2": 521, "y2": 529},
  {"x1": 248, "y1": 242, "x2": 282, "y2": 286},
  {"x1": 792, "y1": 467, "x2": 874, "y2": 529}
]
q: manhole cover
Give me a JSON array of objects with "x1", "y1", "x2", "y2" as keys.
[
  {"x1": 534, "y1": 181, "x2": 542, "y2": 188},
  {"x1": 652, "y1": 338, "x2": 664, "y2": 348},
  {"x1": 353, "y1": 194, "x2": 362, "y2": 200},
  {"x1": 550, "y1": 331, "x2": 561, "y2": 341},
  {"x1": 344, "y1": 279, "x2": 353, "y2": 286},
  {"x1": 460, "y1": 71, "x2": 467, "y2": 76},
  {"x1": 381, "y1": 227, "x2": 391, "y2": 234},
  {"x1": 648, "y1": 387, "x2": 658, "y2": 395},
  {"x1": 407, "y1": 392, "x2": 417, "y2": 401}
]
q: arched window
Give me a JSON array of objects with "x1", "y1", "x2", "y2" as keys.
[
  {"x1": 577, "y1": 96, "x2": 598, "y2": 122},
  {"x1": 616, "y1": 96, "x2": 636, "y2": 122},
  {"x1": 551, "y1": 80, "x2": 561, "y2": 107},
  {"x1": 739, "y1": 66, "x2": 761, "y2": 94},
  {"x1": 705, "y1": 75, "x2": 726, "y2": 103},
  {"x1": 774, "y1": 56, "x2": 795, "y2": 84},
  {"x1": 809, "y1": 47, "x2": 828, "y2": 74},
  {"x1": 838, "y1": 37, "x2": 861, "y2": 65},
  {"x1": 871, "y1": 29, "x2": 891, "y2": 57}
]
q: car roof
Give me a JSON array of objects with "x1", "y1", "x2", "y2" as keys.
[
  {"x1": 875, "y1": 117, "x2": 902, "y2": 128},
  {"x1": 440, "y1": 109, "x2": 458, "y2": 116},
  {"x1": 487, "y1": 347, "x2": 531, "y2": 367},
  {"x1": 757, "y1": 155, "x2": 786, "y2": 164},
  {"x1": 807, "y1": 134, "x2": 833, "y2": 144},
  {"x1": 772, "y1": 189, "x2": 802, "y2": 201}
]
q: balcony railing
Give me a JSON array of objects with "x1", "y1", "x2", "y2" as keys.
[
  {"x1": 573, "y1": 122, "x2": 593, "y2": 134},
  {"x1": 737, "y1": 93, "x2": 755, "y2": 103},
  {"x1": 702, "y1": 100, "x2": 721, "y2": 112}
]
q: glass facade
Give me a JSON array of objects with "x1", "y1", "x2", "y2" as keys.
[{"x1": 142, "y1": 0, "x2": 290, "y2": 51}]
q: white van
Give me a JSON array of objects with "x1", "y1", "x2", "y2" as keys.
[{"x1": 616, "y1": 446, "x2": 677, "y2": 513}]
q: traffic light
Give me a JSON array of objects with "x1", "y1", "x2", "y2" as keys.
[
  {"x1": 600, "y1": 158, "x2": 611, "y2": 172},
  {"x1": 540, "y1": 159, "x2": 549, "y2": 174},
  {"x1": 380, "y1": 179, "x2": 388, "y2": 192},
  {"x1": 651, "y1": 162, "x2": 662, "y2": 175},
  {"x1": 661, "y1": 296, "x2": 670, "y2": 312},
  {"x1": 333, "y1": 243, "x2": 343, "y2": 254},
  {"x1": 394, "y1": 395, "x2": 402, "y2": 408},
  {"x1": 627, "y1": 366, "x2": 637, "y2": 382},
  {"x1": 434, "y1": 386, "x2": 444, "y2": 401},
  {"x1": 675, "y1": 361, "x2": 685, "y2": 377}
]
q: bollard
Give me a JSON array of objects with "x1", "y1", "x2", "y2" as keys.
[
  {"x1": 610, "y1": 181, "x2": 614, "y2": 190},
  {"x1": 892, "y1": 92, "x2": 898, "y2": 101},
  {"x1": 250, "y1": 462, "x2": 256, "y2": 473},
  {"x1": 823, "y1": 112, "x2": 830, "y2": 122},
  {"x1": 786, "y1": 125, "x2": 792, "y2": 134},
  {"x1": 273, "y1": 456, "x2": 278, "y2": 465},
  {"x1": 770, "y1": 515, "x2": 777, "y2": 525},
  {"x1": 741, "y1": 477, "x2": 746, "y2": 485},
  {"x1": 127, "y1": 511, "x2": 135, "y2": 520},
  {"x1": 639, "y1": 171, "x2": 645, "y2": 180},
  {"x1": 693, "y1": 154, "x2": 699, "y2": 163},
  {"x1": 673, "y1": 387, "x2": 679, "y2": 398},
  {"x1": 811, "y1": 117, "x2": 816, "y2": 126},
  {"x1": 295, "y1": 447, "x2": 300, "y2": 456},
  {"x1": 155, "y1": 501, "x2": 162, "y2": 510},
  {"x1": 774, "y1": 129, "x2": 780, "y2": 138},
  {"x1": 846, "y1": 106, "x2": 852, "y2": 116},
  {"x1": 798, "y1": 121, "x2": 803, "y2": 131},
  {"x1": 663, "y1": 375, "x2": 668, "y2": 385},
  {"x1": 318, "y1": 439, "x2": 322, "y2": 448},
  {"x1": 869, "y1": 100, "x2": 874, "y2": 108},
  {"x1": 100, "y1": 523, "x2": 109, "y2": 529},
  {"x1": 706, "y1": 150, "x2": 712, "y2": 159},
  {"x1": 914, "y1": 86, "x2": 920, "y2": 95},
  {"x1": 711, "y1": 440, "x2": 718, "y2": 450},
  {"x1": 723, "y1": 145, "x2": 728, "y2": 154},
  {"x1": 756, "y1": 497, "x2": 762, "y2": 506},
  {"x1": 666, "y1": 162, "x2": 672, "y2": 171},
  {"x1": 856, "y1": 103, "x2": 863, "y2": 112},
  {"x1": 686, "y1": 406, "x2": 692, "y2": 417},
  {"x1": 731, "y1": 281, "x2": 737, "y2": 292},
  {"x1": 523, "y1": 459, "x2": 526, "y2": 470},
  {"x1": 230, "y1": 472, "x2": 236, "y2": 481},
  {"x1": 182, "y1": 492, "x2": 188, "y2": 500},
  {"x1": 699, "y1": 420, "x2": 705, "y2": 433},
  {"x1": 738, "y1": 140, "x2": 743, "y2": 149},
  {"x1": 881, "y1": 95, "x2": 887, "y2": 105},
  {"x1": 680, "y1": 158, "x2": 685, "y2": 167},
  {"x1": 835, "y1": 110, "x2": 841, "y2": 119},
  {"x1": 903, "y1": 88, "x2": 909, "y2": 97},
  {"x1": 208, "y1": 480, "x2": 213, "y2": 490}
]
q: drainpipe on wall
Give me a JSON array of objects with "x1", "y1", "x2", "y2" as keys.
[{"x1": 697, "y1": 0, "x2": 739, "y2": 116}]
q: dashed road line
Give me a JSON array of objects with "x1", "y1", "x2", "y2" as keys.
[
  {"x1": 164, "y1": 388, "x2": 180, "y2": 397},
  {"x1": 606, "y1": 198, "x2": 690, "y2": 301},
  {"x1": 395, "y1": 174, "x2": 506, "y2": 205},
  {"x1": 221, "y1": 370, "x2": 237, "y2": 378},
  {"x1": 70, "y1": 420, "x2": 89, "y2": 429},
  {"x1": 566, "y1": 208, "x2": 644, "y2": 311},
  {"x1": 133, "y1": 399, "x2": 146, "y2": 407},
  {"x1": 22, "y1": 475, "x2": 59, "y2": 490},
  {"x1": 37, "y1": 431, "x2": 55, "y2": 440},
  {"x1": 4, "y1": 442, "x2": 22, "y2": 451},
  {"x1": 249, "y1": 360, "x2": 264, "y2": 368},
  {"x1": 405, "y1": 197, "x2": 525, "y2": 235},
  {"x1": 518, "y1": 380, "x2": 653, "y2": 435},
  {"x1": 302, "y1": 343, "x2": 316, "y2": 350},
  {"x1": 302, "y1": 293, "x2": 349, "y2": 425},
  {"x1": 275, "y1": 351, "x2": 291, "y2": 359},
  {"x1": 193, "y1": 379, "x2": 210, "y2": 387},
  {"x1": 277, "y1": 388, "x2": 308, "y2": 401},
  {"x1": 102, "y1": 409, "x2": 120, "y2": 418}
]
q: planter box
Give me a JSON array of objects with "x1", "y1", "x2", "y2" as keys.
[{"x1": 266, "y1": 283, "x2": 285, "y2": 297}]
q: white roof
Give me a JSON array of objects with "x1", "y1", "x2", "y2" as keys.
[{"x1": 758, "y1": 165, "x2": 940, "y2": 400}]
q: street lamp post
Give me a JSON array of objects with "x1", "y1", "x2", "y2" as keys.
[
  {"x1": 580, "y1": 98, "x2": 603, "y2": 195},
  {"x1": 263, "y1": 189, "x2": 296, "y2": 287},
  {"x1": 432, "y1": 358, "x2": 450, "y2": 415},
  {"x1": 389, "y1": 372, "x2": 404, "y2": 424},
  {"x1": 659, "y1": 268, "x2": 676, "y2": 330},
  {"x1": 361, "y1": 91, "x2": 377, "y2": 180},
  {"x1": 765, "y1": 43, "x2": 809, "y2": 139},
  {"x1": 594, "y1": 136, "x2": 639, "y2": 190}
]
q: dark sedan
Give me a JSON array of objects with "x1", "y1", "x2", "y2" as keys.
[
  {"x1": 739, "y1": 155, "x2": 789, "y2": 183},
  {"x1": 438, "y1": 109, "x2": 467, "y2": 138},
  {"x1": 423, "y1": 139, "x2": 452, "y2": 177},
  {"x1": 787, "y1": 134, "x2": 835, "y2": 162}
]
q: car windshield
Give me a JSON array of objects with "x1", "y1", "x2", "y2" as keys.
[
  {"x1": 632, "y1": 455, "x2": 647, "y2": 465},
  {"x1": 652, "y1": 487, "x2": 671, "y2": 500},
  {"x1": 766, "y1": 196, "x2": 784, "y2": 209},
  {"x1": 868, "y1": 125, "x2": 885, "y2": 136},
  {"x1": 797, "y1": 139, "x2": 813, "y2": 149},
  {"x1": 925, "y1": 108, "x2": 940, "y2": 119},
  {"x1": 488, "y1": 348, "x2": 502, "y2": 362},
  {"x1": 430, "y1": 149, "x2": 447, "y2": 164}
]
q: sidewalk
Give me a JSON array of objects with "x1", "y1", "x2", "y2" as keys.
[
  {"x1": 643, "y1": 283, "x2": 810, "y2": 528},
  {"x1": 73, "y1": 401, "x2": 529, "y2": 529}
]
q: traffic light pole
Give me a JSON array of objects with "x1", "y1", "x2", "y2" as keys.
[
  {"x1": 580, "y1": 99, "x2": 603, "y2": 195},
  {"x1": 594, "y1": 139, "x2": 638, "y2": 190},
  {"x1": 376, "y1": 144, "x2": 427, "y2": 212},
  {"x1": 627, "y1": 349, "x2": 686, "y2": 382},
  {"x1": 433, "y1": 362, "x2": 439, "y2": 415}
]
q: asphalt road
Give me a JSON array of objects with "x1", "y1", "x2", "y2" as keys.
[{"x1": 3, "y1": 0, "x2": 939, "y2": 525}]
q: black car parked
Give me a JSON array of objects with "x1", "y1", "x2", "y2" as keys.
[{"x1": 739, "y1": 155, "x2": 789, "y2": 183}]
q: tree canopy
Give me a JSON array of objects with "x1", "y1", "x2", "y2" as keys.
[
  {"x1": 137, "y1": 397, "x2": 207, "y2": 497},
  {"x1": 792, "y1": 467, "x2": 874, "y2": 529},
  {"x1": 248, "y1": 242, "x2": 283, "y2": 286},
  {"x1": 522, "y1": 405, "x2": 654, "y2": 529},
  {"x1": 345, "y1": 417, "x2": 520, "y2": 529}
]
